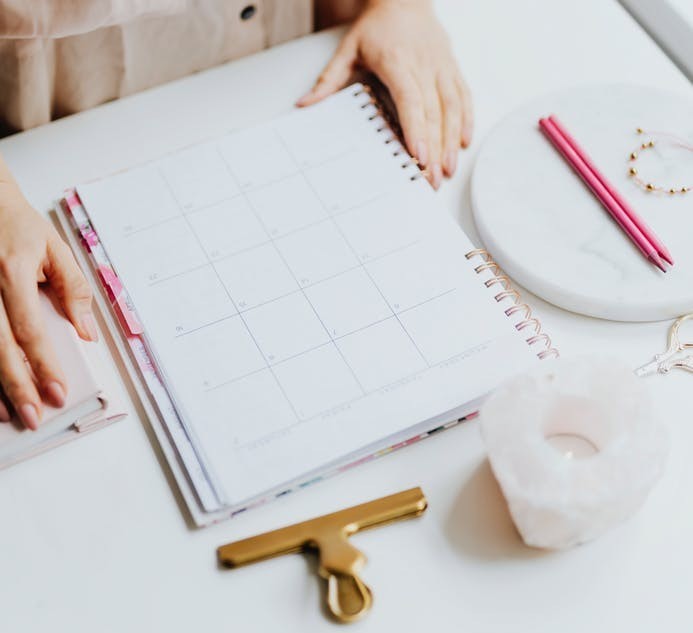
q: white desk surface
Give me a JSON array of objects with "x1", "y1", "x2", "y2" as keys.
[{"x1": 1, "y1": 1, "x2": 692, "y2": 631}]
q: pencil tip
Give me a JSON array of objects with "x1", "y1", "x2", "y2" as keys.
[{"x1": 650, "y1": 255, "x2": 667, "y2": 273}]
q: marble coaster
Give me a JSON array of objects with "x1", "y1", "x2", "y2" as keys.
[{"x1": 471, "y1": 84, "x2": 693, "y2": 322}]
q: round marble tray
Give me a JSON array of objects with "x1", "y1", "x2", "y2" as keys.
[{"x1": 471, "y1": 84, "x2": 693, "y2": 322}]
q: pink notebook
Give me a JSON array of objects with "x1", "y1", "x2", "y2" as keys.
[{"x1": 0, "y1": 291, "x2": 125, "y2": 469}]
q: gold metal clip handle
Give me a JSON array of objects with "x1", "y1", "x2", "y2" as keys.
[
  {"x1": 217, "y1": 487, "x2": 427, "y2": 623},
  {"x1": 326, "y1": 571, "x2": 373, "y2": 623}
]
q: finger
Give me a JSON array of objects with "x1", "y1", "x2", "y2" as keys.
[
  {"x1": 2, "y1": 268, "x2": 66, "y2": 409},
  {"x1": 0, "y1": 299, "x2": 42, "y2": 430},
  {"x1": 376, "y1": 62, "x2": 429, "y2": 168},
  {"x1": 46, "y1": 238, "x2": 97, "y2": 342},
  {"x1": 457, "y1": 74, "x2": 474, "y2": 147},
  {"x1": 296, "y1": 36, "x2": 358, "y2": 106},
  {"x1": 0, "y1": 395, "x2": 10, "y2": 422},
  {"x1": 438, "y1": 74, "x2": 463, "y2": 177},
  {"x1": 422, "y1": 76, "x2": 444, "y2": 190}
]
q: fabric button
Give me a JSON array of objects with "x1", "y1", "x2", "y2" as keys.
[{"x1": 240, "y1": 5, "x2": 257, "y2": 20}]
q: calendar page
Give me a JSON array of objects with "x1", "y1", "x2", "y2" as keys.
[{"x1": 76, "y1": 86, "x2": 538, "y2": 507}]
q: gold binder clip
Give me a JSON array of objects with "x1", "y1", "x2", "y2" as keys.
[{"x1": 217, "y1": 487, "x2": 428, "y2": 623}]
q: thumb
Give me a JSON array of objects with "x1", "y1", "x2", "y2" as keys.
[
  {"x1": 46, "y1": 238, "x2": 97, "y2": 342},
  {"x1": 297, "y1": 36, "x2": 358, "y2": 106}
]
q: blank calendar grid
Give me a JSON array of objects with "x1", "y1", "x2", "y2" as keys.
[
  {"x1": 70, "y1": 86, "x2": 549, "y2": 516},
  {"x1": 137, "y1": 128, "x2": 465, "y2": 437}
]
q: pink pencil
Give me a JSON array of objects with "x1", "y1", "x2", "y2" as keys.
[
  {"x1": 548, "y1": 114, "x2": 673, "y2": 266},
  {"x1": 539, "y1": 117, "x2": 667, "y2": 273}
]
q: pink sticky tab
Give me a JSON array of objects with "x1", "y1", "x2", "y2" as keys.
[
  {"x1": 97, "y1": 265, "x2": 123, "y2": 295},
  {"x1": 114, "y1": 295, "x2": 144, "y2": 335},
  {"x1": 64, "y1": 190, "x2": 80, "y2": 208},
  {"x1": 96, "y1": 265, "x2": 143, "y2": 335},
  {"x1": 83, "y1": 230, "x2": 99, "y2": 248}
]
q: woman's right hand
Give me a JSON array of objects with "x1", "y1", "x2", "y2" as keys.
[{"x1": 0, "y1": 169, "x2": 96, "y2": 429}]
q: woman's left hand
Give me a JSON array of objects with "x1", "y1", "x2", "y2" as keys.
[{"x1": 297, "y1": 0, "x2": 473, "y2": 189}]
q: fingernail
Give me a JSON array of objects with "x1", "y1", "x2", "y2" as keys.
[
  {"x1": 297, "y1": 87, "x2": 321, "y2": 106},
  {"x1": 415, "y1": 140, "x2": 428, "y2": 166},
  {"x1": 19, "y1": 403, "x2": 39, "y2": 431},
  {"x1": 445, "y1": 150, "x2": 458, "y2": 176},
  {"x1": 81, "y1": 313, "x2": 99, "y2": 342},
  {"x1": 45, "y1": 381, "x2": 66, "y2": 408},
  {"x1": 0, "y1": 401, "x2": 10, "y2": 422},
  {"x1": 462, "y1": 125, "x2": 473, "y2": 147},
  {"x1": 432, "y1": 163, "x2": 443, "y2": 190}
]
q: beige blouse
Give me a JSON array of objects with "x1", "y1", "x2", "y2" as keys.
[{"x1": 0, "y1": 0, "x2": 313, "y2": 132}]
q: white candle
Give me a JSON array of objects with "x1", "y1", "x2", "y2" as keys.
[{"x1": 546, "y1": 433, "x2": 598, "y2": 460}]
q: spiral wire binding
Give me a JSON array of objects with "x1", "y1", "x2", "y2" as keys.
[
  {"x1": 353, "y1": 86, "x2": 558, "y2": 361},
  {"x1": 465, "y1": 249, "x2": 559, "y2": 360},
  {"x1": 353, "y1": 85, "x2": 424, "y2": 181}
]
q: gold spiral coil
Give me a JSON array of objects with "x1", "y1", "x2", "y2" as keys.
[
  {"x1": 465, "y1": 249, "x2": 559, "y2": 360},
  {"x1": 353, "y1": 86, "x2": 559, "y2": 361}
]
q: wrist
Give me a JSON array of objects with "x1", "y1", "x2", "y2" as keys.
[{"x1": 0, "y1": 180, "x2": 30, "y2": 215}]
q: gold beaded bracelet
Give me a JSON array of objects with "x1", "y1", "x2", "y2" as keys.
[{"x1": 628, "y1": 128, "x2": 691, "y2": 195}]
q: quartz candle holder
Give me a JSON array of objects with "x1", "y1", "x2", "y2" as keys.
[{"x1": 480, "y1": 357, "x2": 668, "y2": 550}]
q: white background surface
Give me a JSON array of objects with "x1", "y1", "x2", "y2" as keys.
[{"x1": 1, "y1": 1, "x2": 692, "y2": 631}]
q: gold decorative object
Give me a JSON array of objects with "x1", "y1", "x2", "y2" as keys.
[
  {"x1": 217, "y1": 487, "x2": 428, "y2": 623},
  {"x1": 627, "y1": 128, "x2": 691, "y2": 195},
  {"x1": 636, "y1": 313, "x2": 693, "y2": 376}
]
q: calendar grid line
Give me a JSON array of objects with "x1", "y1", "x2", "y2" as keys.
[
  {"x1": 206, "y1": 154, "x2": 305, "y2": 423},
  {"x1": 335, "y1": 220, "x2": 431, "y2": 367},
  {"x1": 150, "y1": 218, "x2": 419, "y2": 290},
  {"x1": 148, "y1": 261, "x2": 213, "y2": 286},
  {"x1": 136, "y1": 126, "x2": 449, "y2": 437},
  {"x1": 70, "y1": 86, "x2": 543, "y2": 519},
  {"x1": 268, "y1": 242, "x2": 368, "y2": 397},
  {"x1": 172, "y1": 239, "x2": 425, "y2": 338},
  {"x1": 179, "y1": 192, "x2": 244, "y2": 216},
  {"x1": 173, "y1": 311, "x2": 239, "y2": 338},
  {"x1": 123, "y1": 214, "x2": 187, "y2": 237},
  {"x1": 222, "y1": 144, "x2": 369, "y2": 399},
  {"x1": 200, "y1": 288, "x2": 457, "y2": 393},
  {"x1": 204, "y1": 341, "x2": 333, "y2": 392},
  {"x1": 159, "y1": 165, "x2": 302, "y2": 425},
  {"x1": 202, "y1": 285, "x2": 459, "y2": 395},
  {"x1": 203, "y1": 364, "x2": 269, "y2": 393},
  {"x1": 398, "y1": 287, "x2": 457, "y2": 314},
  {"x1": 273, "y1": 129, "x2": 432, "y2": 370},
  {"x1": 126, "y1": 104, "x2": 466, "y2": 450},
  {"x1": 237, "y1": 338, "x2": 496, "y2": 451},
  {"x1": 126, "y1": 170, "x2": 387, "y2": 242}
]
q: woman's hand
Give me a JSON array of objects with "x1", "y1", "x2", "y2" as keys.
[
  {"x1": 298, "y1": 0, "x2": 473, "y2": 189},
  {"x1": 0, "y1": 166, "x2": 96, "y2": 429}
]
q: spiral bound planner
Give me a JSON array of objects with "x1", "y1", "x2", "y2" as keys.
[{"x1": 60, "y1": 83, "x2": 557, "y2": 526}]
